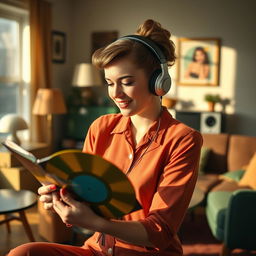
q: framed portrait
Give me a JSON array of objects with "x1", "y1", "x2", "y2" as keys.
[
  {"x1": 177, "y1": 38, "x2": 221, "y2": 86},
  {"x1": 52, "y1": 31, "x2": 66, "y2": 63}
]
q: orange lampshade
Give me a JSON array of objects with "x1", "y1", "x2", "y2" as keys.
[{"x1": 33, "y1": 88, "x2": 67, "y2": 115}]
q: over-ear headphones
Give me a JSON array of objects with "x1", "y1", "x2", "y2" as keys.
[{"x1": 118, "y1": 35, "x2": 172, "y2": 96}]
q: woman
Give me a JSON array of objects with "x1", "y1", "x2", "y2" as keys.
[
  {"x1": 185, "y1": 47, "x2": 210, "y2": 80},
  {"x1": 8, "y1": 19, "x2": 202, "y2": 256}
]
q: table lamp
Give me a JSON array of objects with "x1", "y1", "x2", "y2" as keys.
[
  {"x1": 72, "y1": 63, "x2": 102, "y2": 105},
  {"x1": 32, "y1": 88, "x2": 67, "y2": 145},
  {"x1": 0, "y1": 114, "x2": 28, "y2": 145}
]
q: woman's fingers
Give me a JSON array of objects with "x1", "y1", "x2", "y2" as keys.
[
  {"x1": 38, "y1": 184, "x2": 57, "y2": 195},
  {"x1": 38, "y1": 184, "x2": 58, "y2": 211},
  {"x1": 39, "y1": 194, "x2": 53, "y2": 203},
  {"x1": 43, "y1": 202, "x2": 54, "y2": 210}
]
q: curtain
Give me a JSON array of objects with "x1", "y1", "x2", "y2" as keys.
[{"x1": 29, "y1": 0, "x2": 52, "y2": 143}]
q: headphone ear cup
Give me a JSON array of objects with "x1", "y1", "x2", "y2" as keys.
[{"x1": 149, "y1": 69, "x2": 162, "y2": 95}]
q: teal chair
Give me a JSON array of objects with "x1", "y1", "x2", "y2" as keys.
[{"x1": 206, "y1": 189, "x2": 256, "y2": 256}]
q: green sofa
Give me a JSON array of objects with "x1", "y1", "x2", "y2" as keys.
[
  {"x1": 206, "y1": 187, "x2": 256, "y2": 255},
  {"x1": 197, "y1": 134, "x2": 256, "y2": 256}
]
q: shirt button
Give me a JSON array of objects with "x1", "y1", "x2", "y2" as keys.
[
  {"x1": 107, "y1": 247, "x2": 113, "y2": 255},
  {"x1": 129, "y1": 153, "x2": 133, "y2": 159}
]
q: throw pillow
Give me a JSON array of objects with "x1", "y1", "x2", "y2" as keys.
[
  {"x1": 219, "y1": 169, "x2": 245, "y2": 182},
  {"x1": 198, "y1": 147, "x2": 211, "y2": 174},
  {"x1": 239, "y1": 152, "x2": 256, "y2": 189}
]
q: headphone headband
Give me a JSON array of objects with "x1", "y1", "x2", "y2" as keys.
[{"x1": 118, "y1": 35, "x2": 167, "y2": 64}]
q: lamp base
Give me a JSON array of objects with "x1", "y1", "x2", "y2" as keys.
[{"x1": 81, "y1": 87, "x2": 94, "y2": 105}]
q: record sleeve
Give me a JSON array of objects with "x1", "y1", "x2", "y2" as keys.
[{"x1": 2, "y1": 140, "x2": 141, "y2": 218}]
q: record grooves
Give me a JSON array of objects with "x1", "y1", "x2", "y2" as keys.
[{"x1": 45, "y1": 151, "x2": 138, "y2": 218}]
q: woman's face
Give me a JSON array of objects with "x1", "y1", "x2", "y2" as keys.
[
  {"x1": 195, "y1": 50, "x2": 206, "y2": 63},
  {"x1": 104, "y1": 56, "x2": 156, "y2": 117}
]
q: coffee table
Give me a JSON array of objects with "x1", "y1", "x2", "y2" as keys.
[{"x1": 0, "y1": 189, "x2": 37, "y2": 241}]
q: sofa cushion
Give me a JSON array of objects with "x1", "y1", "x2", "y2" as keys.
[
  {"x1": 202, "y1": 133, "x2": 229, "y2": 174},
  {"x1": 198, "y1": 147, "x2": 211, "y2": 174},
  {"x1": 196, "y1": 174, "x2": 221, "y2": 194},
  {"x1": 206, "y1": 191, "x2": 232, "y2": 241},
  {"x1": 239, "y1": 152, "x2": 256, "y2": 189},
  {"x1": 211, "y1": 179, "x2": 250, "y2": 192},
  {"x1": 219, "y1": 169, "x2": 245, "y2": 182},
  {"x1": 228, "y1": 135, "x2": 256, "y2": 171}
]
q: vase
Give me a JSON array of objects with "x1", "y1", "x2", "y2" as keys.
[
  {"x1": 162, "y1": 97, "x2": 178, "y2": 109},
  {"x1": 208, "y1": 101, "x2": 215, "y2": 112}
]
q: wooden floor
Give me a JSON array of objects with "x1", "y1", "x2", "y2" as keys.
[
  {"x1": 0, "y1": 206, "x2": 45, "y2": 256},
  {"x1": 0, "y1": 206, "x2": 90, "y2": 256}
]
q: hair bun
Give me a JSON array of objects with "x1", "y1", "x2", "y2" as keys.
[{"x1": 136, "y1": 19, "x2": 176, "y2": 66}]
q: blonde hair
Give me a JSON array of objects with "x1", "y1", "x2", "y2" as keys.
[{"x1": 92, "y1": 19, "x2": 176, "y2": 74}]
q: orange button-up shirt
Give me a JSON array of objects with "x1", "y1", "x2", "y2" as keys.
[{"x1": 82, "y1": 107, "x2": 202, "y2": 256}]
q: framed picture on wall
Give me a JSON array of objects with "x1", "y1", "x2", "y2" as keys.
[
  {"x1": 177, "y1": 38, "x2": 221, "y2": 86},
  {"x1": 91, "y1": 31, "x2": 118, "y2": 56},
  {"x1": 52, "y1": 31, "x2": 66, "y2": 63}
]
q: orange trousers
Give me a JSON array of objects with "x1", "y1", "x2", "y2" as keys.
[{"x1": 6, "y1": 242, "x2": 94, "y2": 256}]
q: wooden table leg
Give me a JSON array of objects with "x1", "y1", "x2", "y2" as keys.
[
  {"x1": 19, "y1": 210, "x2": 35, "y2": 242},
  {"x1": 4, "y1": 214, "x2": 11, "y2": 233}
]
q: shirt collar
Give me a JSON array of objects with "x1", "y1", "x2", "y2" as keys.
[
  {"x1": 111, "y1": 115, "x2": 131, "y2": 134},
  {"x1": 110, "y1": 107, "x2": 173, "y2": 140}
]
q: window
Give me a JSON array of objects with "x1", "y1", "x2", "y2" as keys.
[{"x1": 0, "y1": 3, "x2": 30, "y2": 127}]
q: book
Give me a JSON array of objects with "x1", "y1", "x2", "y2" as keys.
[{"x1": 2, "y1": 140, "x2": 140, "y2": 219}]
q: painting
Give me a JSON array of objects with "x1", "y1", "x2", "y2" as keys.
[
  {"x1": 52, "y1": 31, "x2": 66, "y2": 63},
  {"x1": 91, "y1": 31, "x2": 118, "y2": 56},
  {"x1": 177, "y1": 38, "x2": 221, "y2": 86}
]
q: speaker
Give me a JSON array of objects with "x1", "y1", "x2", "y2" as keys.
[
  {"x1": 118, "y1": 35, "x2": 171, "y2": 96},
  {"x1": 200, "y1": 112, "x2": 224, "y2": 134},
  {"x1": 175, "y1": 111, "x2": 201, "y2": 131},
  {"x1": 174, "y1": 111, "x2": 224, "y2": 134}
]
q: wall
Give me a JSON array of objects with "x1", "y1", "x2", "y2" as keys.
[
  {"x1": 52, "y1": 0, "x2": 256, "y2": 137},
  {"x1": 50, "y1": 0, "x2": 74, "y2": 147},
  {"x1": 50, "y1": 0, "x2": 73, "y2": 95}
]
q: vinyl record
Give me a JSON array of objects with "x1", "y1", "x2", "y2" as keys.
[{"x1": 44, "y1": 150, "x2": 138, "y2": 218}]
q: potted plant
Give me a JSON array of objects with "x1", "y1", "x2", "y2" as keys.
[{"x1": 204, "y1": 94, "x2": 221, "y2": 112}]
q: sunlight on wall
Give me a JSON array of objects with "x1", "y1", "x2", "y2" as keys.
[
  {"x1": 22, "y1": 25, "x2": 30, "y2": 83},
  {"x1": 219, "y1": 46, "x2": 237, "y2": 114},
  {"x1": 166, "y1": 36, "x2": 237, "y2": 114},
  {"x1": 21, "y1": 24, "x2": 30, "y2": 141}
]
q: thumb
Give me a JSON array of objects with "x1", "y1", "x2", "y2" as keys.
[{"x1": 60, "y1": 187, "x2": 79, "y2": 207}]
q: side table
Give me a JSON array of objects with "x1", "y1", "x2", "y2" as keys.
[{"x1": 0, "y1": 189, "x2": 38, "y2": 241}]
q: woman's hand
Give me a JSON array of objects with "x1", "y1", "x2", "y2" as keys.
[
  {"x1": 52, "y1": 188, "x2": 105, "y2": 230},
  {"x1": 48, "y1": 187, "x2": 152, "y2": 247},
  {"x1": 38, "y1": 184, "x2": 58, "y2": 211}
]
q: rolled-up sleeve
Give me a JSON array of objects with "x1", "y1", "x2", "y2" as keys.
[{"x1": 140, "y1": 130, "x2": 202, "y2": 250}]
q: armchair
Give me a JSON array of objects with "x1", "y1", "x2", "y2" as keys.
[{"x1": 206, "y1": 189, "x2": 256, "y2": 256}]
